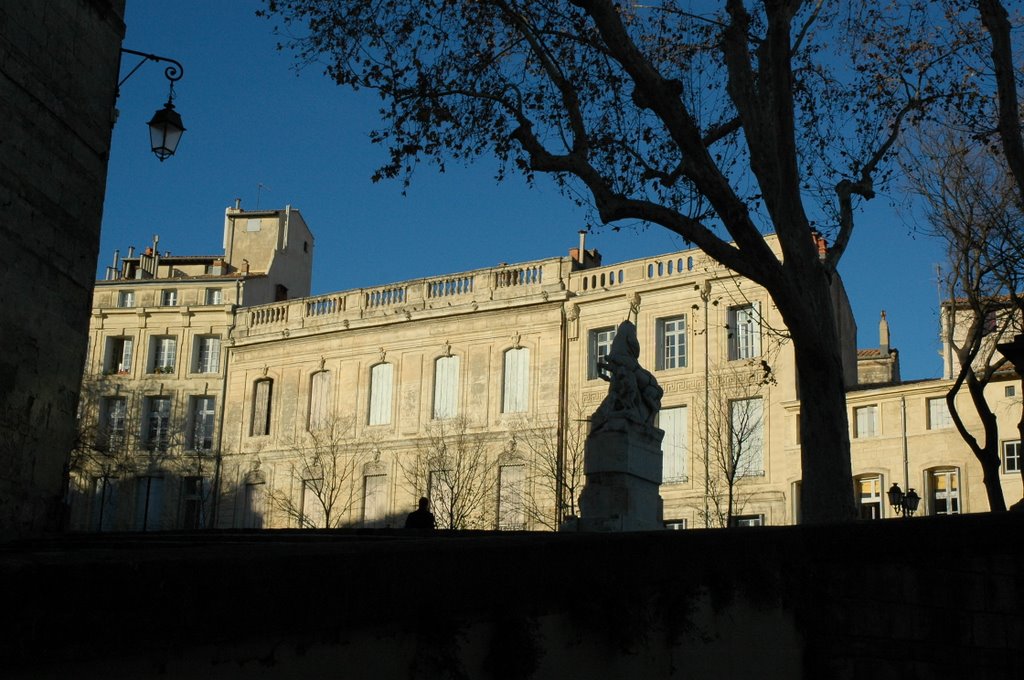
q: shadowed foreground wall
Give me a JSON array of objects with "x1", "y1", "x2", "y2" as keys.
[
  {"x1": 3, "y1": 514, "x2": 1022, "y2": 678},
  {"x1": 0, "y1": 0, "x2": 124, "y2": 536}
]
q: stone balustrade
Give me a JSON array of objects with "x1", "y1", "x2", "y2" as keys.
[{"x1": 239, "y1": 257, "x2": 565, "y2": 337}]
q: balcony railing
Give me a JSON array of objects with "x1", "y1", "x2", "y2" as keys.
[{"x1": 241, "y1": 258, "x2": 564, "y2": 336}]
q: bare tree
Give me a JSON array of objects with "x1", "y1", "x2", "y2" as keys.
[
  {"x1": 401, "y1": 417, "x2": 496, "y2": 530},
  {"x1": 962, "y1": 0, "x2": 1024, "y2": 508},
  {"x1": 262, "y1": 0, "x2": 973, "y2": 521},
  {"x1": 68, "y1": 373, "x2": 195, "y2": 531},
  {"x1": 270, "y1": 415, "x2": 375, "y2": 528},
  {"x1": 902, "y1": 127, "x2": 1024, "y2": 511},
  {"x1": 507, "y1": 396, "x2": 588, "y2": 530},
  {"x1": 692, "y1": 360, "x2": 774, "y2": 527}
]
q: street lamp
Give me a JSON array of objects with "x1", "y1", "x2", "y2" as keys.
[
  {"x1": 118, "y1": 49, "x2": 186, "y2": 161},
  {"x1": 887, "y1": 482, "x2": 921, "y2": 518}
]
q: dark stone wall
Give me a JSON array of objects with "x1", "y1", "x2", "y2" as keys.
[
  {"x1": 0, "y1": 0, "x2": 125, "y2": 536},
  {"x1": 2, "y1": 514, "x2": 1022, "y2": 678}
]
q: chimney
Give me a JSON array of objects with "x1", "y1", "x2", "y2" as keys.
[
  {"x1": 578, "y1": 230, "x2": 587, "y2": 265},
  {"x1": 879, "y1": 310, "x2": 890, "y2": 356},
  {"x1": 234, "y1": 198, "x2": 242, "y2": 210},
  {"x1": 127, "y1": 246, "x2": 135, "y2": 258}
]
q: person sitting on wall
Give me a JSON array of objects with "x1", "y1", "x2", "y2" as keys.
[{"x1": 405, "y1": 496, "x2": 436, "y2": 529}]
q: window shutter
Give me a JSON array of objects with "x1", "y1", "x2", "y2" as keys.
[
  {"x1": 369, "y1": 363, "x2": 394, "y2": 425},
  {"x1": 309, "y1": 371, "x2": 331, "y2": 430},
  {"x1": 363, "y1": 474, "x2": 387, "y2": 527},
  {"x1": 752, "y1": 301, "x2": 762, "y2": 357},
  {"x1": 503, "y1": 348, "x2": 529, "y2": 413},
  {"x1": 433, "y1": 356, "x2": 460, "y2": 419},
  {"x1": 498, "y1": 464, "x2": 526, "y2": 529},
  {"x1": 659, "y1": 406, "x2": 688, "y2": 481}
]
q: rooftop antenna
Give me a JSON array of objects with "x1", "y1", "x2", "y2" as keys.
[{"x1": 256, "y1": 182, "x2": 271, "y2": 210}]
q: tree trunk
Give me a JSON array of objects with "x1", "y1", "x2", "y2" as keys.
[
  {"x1": 780, "y1": 278, "x2": 857, "y2": 524},
  {"x1": 966, "y1": 375, "x2": 1007, "y2": 512}
]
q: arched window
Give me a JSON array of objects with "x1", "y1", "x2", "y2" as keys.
[
  {"x1": 854, "y1": 474, "x2": 883, "y2": 519},
  {"x1": 433, "y1": 355, "x2": 460, "y2": 419},
  {"x1": 308, "y1": 370, "x2": 331, "y2": 430},
  {"x1": 502, "y1": 347, "x2": 530, "y2": 413},
  {"x1": 927, "y1": 467, "x2": 960, "y2": 515},
  {"x1": 368, "y1": 363, "x2": 394, "y2": 425}
]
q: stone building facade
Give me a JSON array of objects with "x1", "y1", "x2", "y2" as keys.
[
  {"x1": 68, "y1": 206, "x2": 312, "y2": 531},
  {"x1": 0, "y1": 0, "x2": 125, "y2": 536},
  {"x1": 68, "y1": 206, "x2": 1024, "y2": 532}
]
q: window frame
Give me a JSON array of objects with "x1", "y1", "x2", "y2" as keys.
[
  {"x1": 194, "y1": 335, "x2": 221, "y2": 374},
  {"x1": 102, "y1": 396, "x2": 128, "y2": 449},
  {"x1": 727, "y1": 302, "x2": 762, "y2": 361},
  {"x1": 502, "y1": 347, "x2": 530, "y2": 414},
  {"x1": 368, "y1": 362, "x2": 394, "y2": 426},
  {"x1": 250, "y1": 379, "x2": 273, "y2": 437},
  {"x1": 854, "y1": 474, "x2": 884, "y2": 519},
  {"x1": 497, "y1": 463, "x2": 527, "y2": 530},
  {"x1": 929, "y1": 467, "x2": 961, "y2": 515},
  {"x1": 588, "y1": 327, "x2": 616, "y2": 380},
  {"x1": 659, "y1": 405, "x2": 689, "y2": 483},
  {"x1": 190, "y1": 396, "x2": 216, "y2": 451},
  {"x1": 308, "y1": 370, "x2": 332, "y2": 431},
  {"x1": 362, "y1": 473, "x2": 388, "y2": 528},
  {"x1": 145, "y1": 396, "x2": 172, "y2": 451},
  {"x1": 160, "y1": 289, "x2": 178, "y2": 307},
  {"x1": 150, "y1": 335, "x2": 177, "y2": 374},
  {"x1": 927, "y1": 397, "x2": 954, "y2": 430},
  {"x1": 853, "y1": 404, "x2": 879, "y2": 438},
  {"x1": 656, "y1": 315, "x2": 688, "y2": 371},
  {"x1": 105, "y1": 336, "x2": 134, "y2": 374},
  {"x1": 730, "y1": 396, "x2": 764, "y2": 477},
  {"x1": 432, "y1": 355, "x2": 460, "y2": 420},
  {"x1": 1003, "y1": 440, "x2": 1021, "y2": 474},
  {"x1": 117, "y1": 290, "x2": 135, "y2": 308}
]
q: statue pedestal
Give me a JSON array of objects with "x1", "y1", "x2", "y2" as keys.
[{"x1": 575, "y1": 423, "x2": 664, "y2": 532}]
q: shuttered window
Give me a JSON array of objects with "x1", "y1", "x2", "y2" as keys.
[
  {"x1": 659, "y1": 406, "x2": 689, "y2": 482},
  {"x1": 309, "y1": 370, "x2": 331, "y2": 430},
  {"x1": 363, "y1": 474, "x2": 387, "y2": 528},
  {"x1": 498, "y1": 464, "x2": 526, "y2": 530},
  {"x1": 369, "y1": 363, "x2": 394, "y2": 425},
  {"x1": 433, "y1": 356, "x2": 460, "y2": 420},
  {"x1": 728, "y1": 302, "x2": 762, "y2": 360},
  {"x1": 502, "y1": 348, "x2": 530, "y2": 413},
  {"x1": 731, "y1": 397, "x2": 764, "y2": 476},
  {"x1": 251, "y1": 379, "x2": 272, "y2": 436}
]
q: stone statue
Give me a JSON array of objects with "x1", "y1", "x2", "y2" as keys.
[
  {"x1": 571, "y1": 320, "x2": 665, "y2": 532},
  {"x1": 590, "y1": 320, "x2": 663, "y2": 434}
]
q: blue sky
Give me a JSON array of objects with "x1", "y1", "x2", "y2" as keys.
[{"x1": 101, "y1": 1, "x2": 947, "y2": 380}]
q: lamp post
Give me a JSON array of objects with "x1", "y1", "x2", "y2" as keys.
[
  {"x1": 887, "y1": 482, "x2": 921, "y2": 518},
  {"x1": 118, "y1": 49, "x2": 186, "y2": 161}
]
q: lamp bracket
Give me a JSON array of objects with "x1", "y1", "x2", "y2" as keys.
[{"x1": 118, "y1": 48, "x2": 184, "y2": 92}]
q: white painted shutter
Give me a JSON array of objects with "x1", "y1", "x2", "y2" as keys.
[
  {"x1": 498, "y1": 464, "x2": 526, "y2": 529},
  {"x1": 503, "y1": 348, "x2": 530, "y2": 413},
  {"x1": 363, "y1": 474, "x2": 387, "y2": 527},
  {"x1": 433, "y1": 356, "x2": 460, "y2": 419},
  {"x1": 660, "y1": 406, "x2": 688, "y2": 482},
  {"x1": 369, "y1": 363, "x2": 393, "y2": 425},
  {"x1": 309, "y1": 371, "x2": 331, "y2": 430}
]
